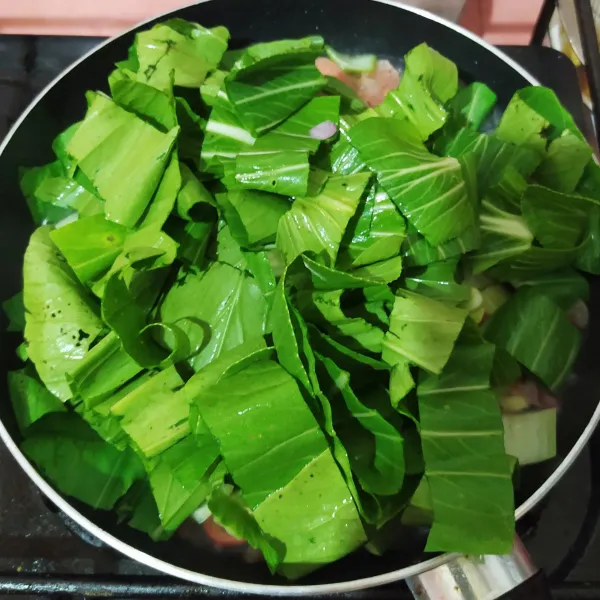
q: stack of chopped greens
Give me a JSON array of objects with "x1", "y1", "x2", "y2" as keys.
[{"x1": 4, "y1": 18, "x2": 599, "y2": 577}]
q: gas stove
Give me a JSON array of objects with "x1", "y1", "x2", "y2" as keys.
[{"x1": 1, "y1": 35, "x2": 600, "y2": 600}]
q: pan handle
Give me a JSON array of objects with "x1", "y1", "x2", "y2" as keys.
[{"x1": 405, "y1": 537, "x2": 552, "y2": 599}]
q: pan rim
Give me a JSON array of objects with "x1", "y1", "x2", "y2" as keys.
[{"x1": 1, "y1": 0, "x2": 598, "y2": 595}]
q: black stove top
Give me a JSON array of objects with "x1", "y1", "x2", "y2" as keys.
[{"x1": 1, "y1": 36, "x2": 600, "y2": 600}]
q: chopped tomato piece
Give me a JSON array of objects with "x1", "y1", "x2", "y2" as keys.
[
  {"x1": 315, "y1": 57, "x2": 401, "y2": 107},
  {"x1": 202, "y1": 517, "x2": 246, "y2": 547}
]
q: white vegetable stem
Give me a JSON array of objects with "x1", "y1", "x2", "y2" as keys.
[
  {"x1": 191, "y1": 503, "x2": 212, "y2": 524},
  {"x1": 503, "y1": 409, "x2": 557, "y2": 466},
  {"x1": 480, "y1": 284, "x2": 510, "y2": 316},
  {"x1": 325, "y1": 46, "x2": 377, "y2": 74},
  {"x1": 54, "y1": 212, "x2": 79, "y2": 229}
]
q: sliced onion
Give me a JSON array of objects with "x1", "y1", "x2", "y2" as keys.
[
  {"x1": 568, "y1": 299, "x2": 589, "y2": 330},
  {"x1": 309, "y1": 120, "x2": 338, "y2": 140}
]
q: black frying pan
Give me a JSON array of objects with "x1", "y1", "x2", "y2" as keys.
[{"x1": 1, "y1": 0, "x2": 600, "y2": 597}]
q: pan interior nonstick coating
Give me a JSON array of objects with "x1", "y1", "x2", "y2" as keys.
[{"x1": 1, "y1": 0, "x2": 599, "y2": 587}]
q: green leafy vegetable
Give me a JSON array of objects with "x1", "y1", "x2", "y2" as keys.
[
  {"x1": 134, "y1": 19, "x2": 229, "y2": 89},
  {"x1": 10, "y1": 23, "x2": 600, "y2": 577},
  {"x1": 491, "y1": 347, "x2": 521, "y2": 388},
  {"x1": 67, "y1": 93, "x2": 179, "y2": 227},
  {"x1": 110, "y1": 366, "x2": 188, "y2": 457},
  {"x1": 521, "y1": 185, "x2": 588, "y2": 249},
  {"x1": 497, "y1": 86, "x2": 584, "y2": 147},
  {"x1": 22, "y1": 413, "x2": 144, "y2": 509},
  {"x1": 225, "y1": 37, "x2": 326, "y2": 135},
  {"x1": 297, "y1": 288, "x2": 384, "y2": 353},
  {"x1": 232, "y1": 150, "x2": 311, "y2": 197},
  {"x1": 340, "y1": 184, "x2": 405, "y2": 270},
  {"x1": 484, "y1": 288, "x2": 581, "y2": 389},
  {"x1": 208, "y1": 485, "x2": 284, "y2": 573},
  {"x1": 439, "y1": 129, "x2": 539, "y2": 194},
  {"x1": 20, "y1": 161, "x2": 103, "y2": 225},
  {"x1": 159, "y1": 254, "x2": 268, "y2": 372},
  {"x1": 383, "y1": 290, "x2": 467, "y2": 374},
  {"x1": 268, "y1": 276, "x2": 372, "y2": 525},
  {"x1": 469, "y1": 171, "x2": 534, "y2": 273},
  {"x1": 347, "y1": 118, "x2": 476, "y2": 246},
  {"x1": 403, "y1": 222, "x2": 480, "y2": 267},
  {"x1": 8, "y1": 369, "x2": 66, "y2": 433},
  {"x1": 276, "y1": 172, "x2": 371, "y2": 265},
  {"x1": 418, "y1": 330, "x2": 514, "y2": 554},
  {"x1": 108, "y1": 68, "x2": 177, "y2": 130},
  {"x1": 318, "y1": 354, "x2": 405, "y2": 496},
  {"x1": 254, "y1": 449, "x2": 366, "y2": 579},
  {"x1": 201, "y1": 99, "x2": 256, "y2": 175},
  {"x1": 3, "y1": 292, "x2": 25, "y2": 332},
  {"x1": 23, "y1": 227, "x2": 104, "y2": 400},
  {"x1": 534, "y1": 130, "x2": 593, "y2": 192},
  {"x1": 217, "y1": 189, "x2": 289, "y2": 247},
  {"x1": 196, "y1": 359, "x2": 329, "y2": 508},
  {"x1": 577, "y1": 206, "x2": 600, "y2": 274},
  {"x1": 389, "y1": 361, "x2": 415, "y2": 409},
  {"x1": 174, "y1": 164, "x2": 214, "y2": 222},
  {"x1": 377, "y1": 43, "x2": 458, "y2": 139},
  {"x1": 140, "y1": 153, "x2": 182, "y2": 230},
  {"x1": 243, "y1": 96, "x2": 340, "y2": 155},
  {"x1": 67, "y1": 332, "x2": 143, "y2": 408},
  {"x1": 49, "y1": 215, "x2": 130, "y2": 284},
  {"x1": 101, "y1": 267, "x2": 173, "y2": 368},
  {"x1": 176, "y1": 98, "x2": 206, "y2": 168},
  {"x1": 447, "y1": 82, "x2": 497, "y2": 130},
  {"x1": 145, "y1": 435, "x2": 221, "y2": 531},
  {"x1": 490, "y1": 244, "x2": 582, "y2": 281},
  {"x1": 301, "y1": 254, "x2": 400, "y2": 289},
  {"x1": 404, "y1": 259, "x2": 470, "y2": 305}
]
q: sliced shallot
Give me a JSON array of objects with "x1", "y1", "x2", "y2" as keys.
[
  {"x1": 568, "y1": 299, "x2": 589, "y2": 330},
  {"x1": 309, "y1": 120, "x2": 338, "y2": 140},
  {"x1": 508, "y1": 380, "x2": 540, "y2": 409},
  {"x1": 503, "y1": 379, "x2": 559, "y2": 412}
]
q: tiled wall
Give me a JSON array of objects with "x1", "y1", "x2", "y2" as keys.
[
  {"x1": 460, "y1": 0, "x2": 545, "y2": 44},
  {"x1": 0, "y1": 0, "x2": 544, "y2": 43}
]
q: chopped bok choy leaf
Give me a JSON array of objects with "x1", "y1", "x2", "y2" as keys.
[{"x1": 6, "y1": 21, "x2": 597, "y2": 578}]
